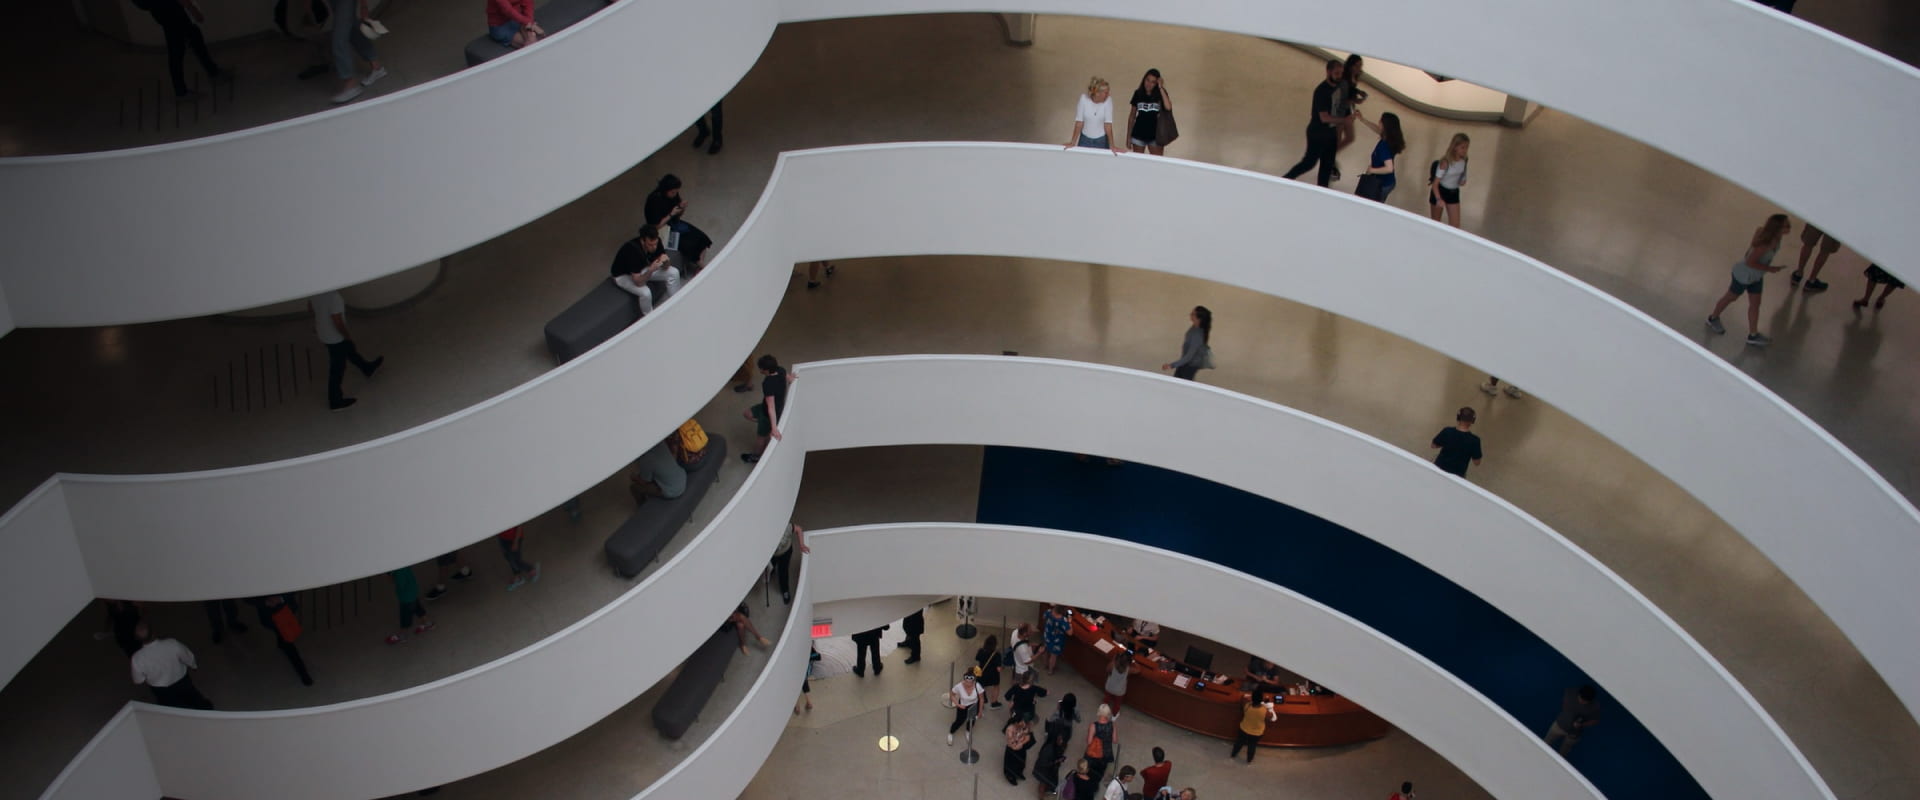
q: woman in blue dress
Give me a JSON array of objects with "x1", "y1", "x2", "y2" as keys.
[{"x1": 1042, "y1": 604, "x2": 1071, "y2": 675}]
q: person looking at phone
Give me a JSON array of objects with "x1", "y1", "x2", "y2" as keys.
[{"x1": 609, "y1": 225, "x2": 680, "y2": 314}]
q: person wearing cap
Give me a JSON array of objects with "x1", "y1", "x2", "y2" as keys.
[
  {"x1": 1430, "y1": 406, "x2": 1484, "y2": 477},
  {"x1": 949, "y1": 669, "x2": 985, "y2": 745}
]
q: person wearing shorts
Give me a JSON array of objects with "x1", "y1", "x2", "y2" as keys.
[
  {"x1": 1790, "y1": 222, "x2": 1842, "y2": 293},
  {"x1": 1707, "y1": 214, "x2": 1791, "y2": 346},
  {"x1": 741, "y1": 355, "x2": 789, "y2": 463}
]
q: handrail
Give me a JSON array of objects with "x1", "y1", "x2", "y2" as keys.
[{"x1": 38, "y1": 354, "x2": 1825, "y2": 799}]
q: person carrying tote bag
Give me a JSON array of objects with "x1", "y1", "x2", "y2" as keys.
[{"x1": 1127, "y1": 69, "x2": 1178, "y2": 155}]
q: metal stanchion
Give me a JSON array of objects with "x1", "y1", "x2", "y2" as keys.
[
  {"x1": 877, "y1": 704, "x2": 899, "y2": 752},
  {"x1": 958, "y1": 703, "x2": 980, "y2": 764},
  {"x1": 956, "y1": 595, "x2": 978, "y2": 640}
]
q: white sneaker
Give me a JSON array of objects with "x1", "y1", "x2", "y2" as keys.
[
  {"x1": 331, "y1": 85, "x2": 364, "y2": 104},
  {"x1": 1503, "y1": 384, "x2": 1523, "y2": 399},
  {"x1": 947, "y1": 733, "x2": 954, "y2": 746},
  {"x1": 360, "y1": 67, "x2": 388, "y2": 87},
  {"x1": 1478, "y1": 381, "x2": 1498, "y2": 396}
]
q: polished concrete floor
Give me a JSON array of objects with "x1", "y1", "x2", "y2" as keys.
[{"x1": 1, "y1": 11, "x2": 1918, "y2": 800}]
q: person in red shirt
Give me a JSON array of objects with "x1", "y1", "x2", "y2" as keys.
[
  {"x1": 1389, "y1": 780, "x2": 1416, "y2": 800},
  {"x1": 485, "y1": 0, "x2": 543, "y2": 48},
  {"x1": 497, "y1": 526, "x2": 540, "y2": 590},
  {"x1": 1139, "y1": 747, "x2": 1173, "y2": 798}
]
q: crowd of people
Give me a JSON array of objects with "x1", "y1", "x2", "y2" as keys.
[
  {"x1": 894, "y1": 605, "x2": 1433, "y2": 799},
  {"x1": 1070, "y1": 59, "x2": 1475, "y2": 223}
]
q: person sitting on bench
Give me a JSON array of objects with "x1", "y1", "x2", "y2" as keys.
[
  {"x1": 609, "y1": 226, "x2": 680, "y2": 314},
  {"x1": 644, "y1": 174, "x2": 715, "y2": 269}
]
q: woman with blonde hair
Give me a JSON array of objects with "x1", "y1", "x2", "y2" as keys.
[
  {"x1": 1065, "y1": 76, "x2": 1125, "y2": 155},
  {"x1": 1428, "y1": 133, "x2": 1471, "y2": 227},
  {"x1": 1706, "y1": 213, "x2": 1793, "y2": 346}
]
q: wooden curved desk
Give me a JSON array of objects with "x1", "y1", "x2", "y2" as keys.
[{"x1": 1062, "y1": 615, "x2": 1389, "y2": 747}]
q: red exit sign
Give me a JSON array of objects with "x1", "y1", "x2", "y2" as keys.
[{"x1": 811, "y1": 618, "x2": 834, "y2": 638}]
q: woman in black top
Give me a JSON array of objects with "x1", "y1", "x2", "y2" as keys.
[
  {"x1": 642, "y1": 174, "x2": 714, "y2": 270},
  {"x1": 975, "y1": 634, "x2": 1005, "y2": 707},
  {"x1": 1032, "y1": 694, "x2": 1079, "y2": 792},
  {"x1": 741, "y1": 354, "x2": 790, "y2": 463},
  {"x1": 1161, "y1": 305, "x2": 1213, "y2": 381},
  {"x1": 1126, "y1": 68, "x2": 1172, "y2": 155},
  {"x1": 1067, "y1": 759, "x2": 1101, "y2": 800}
]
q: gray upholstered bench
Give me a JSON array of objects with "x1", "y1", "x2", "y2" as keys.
[
  {"x1": 543, "y1": 250, "x2": 689, "y2": 365},
  {"x1": 463, "y1": 0, "x2": 612, "y2": 66},
  {"x1": 605, "y1": 435, "x2": 727, "y2": 579},
  {"x1": 651, "y1": 626, "x2": 738, "y2": 739}
]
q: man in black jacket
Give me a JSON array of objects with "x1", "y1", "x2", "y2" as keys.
[
  {"x1": 851, "y1": 624, "x2": 889, "y2": 677},
  {"x1": 900, "y1": 609, "x2": 925, "y2": 664}
]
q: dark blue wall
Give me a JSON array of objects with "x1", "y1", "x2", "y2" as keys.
[{"x1": 974, "y1": 446, "x2": 1704, "y2": 800}]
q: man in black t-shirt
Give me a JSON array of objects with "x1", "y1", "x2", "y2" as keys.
[
  {"x1": 1282, "y1": 60, "x2": 1352, "y2": 187},
  {"x1": 741, "y1": 354, "x2": 790, "y2": 464},
  {"x1": 1430, "y1": 406, "x2": 1484, "y2": 477}
]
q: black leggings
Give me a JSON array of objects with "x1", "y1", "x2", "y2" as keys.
[
  {"x1": 1230, "y1": 730, "x2": 1261, "y2": 762},
  {"x1": 1173, "y1": 363, "x2": 1200, "y2": 381},
  {"x1": 951, "y1": 703, "x2": 978, "y2": 734}
]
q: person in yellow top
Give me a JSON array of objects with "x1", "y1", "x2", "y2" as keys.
[{"x1": 1229, "y1": 689, "x2": 1278, "y2": 763}]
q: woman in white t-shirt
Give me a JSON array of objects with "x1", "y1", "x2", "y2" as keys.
[
  {"x1": 1065, "y1": 76, "x2": 1125, "y2": 155},
  {"x1": 949, "y1": 670, "x2": 985, "y2": 745},
  {"x1": 1427, "y1": 133, "x2": 1471, "y2": 227}
]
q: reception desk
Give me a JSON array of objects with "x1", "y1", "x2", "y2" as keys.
[{"x1": 1060, "y1": 613, "x2": 1389, "y2": 747}]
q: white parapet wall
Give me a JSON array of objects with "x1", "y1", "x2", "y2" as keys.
[
  {"x1": 36, "y1": 354, "x2": 1829, "y2": 800},
  {"x1": 0, "y1": 0, "x2": 1913, "y2": 330}
]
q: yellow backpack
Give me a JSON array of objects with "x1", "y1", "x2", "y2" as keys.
[{"x1": 670, "y1": 419, "x2": 709, "y2": 465}]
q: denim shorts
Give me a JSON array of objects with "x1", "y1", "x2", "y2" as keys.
[
  {"x1": 1077, "y1": 133, "x2": 1108, "y2": 149},
  {"x1": 489, "y1": 21, "x2": 522, "y2": 45},
  {"x1": 1728, "y1": 274, "x2": 1764, "y2": 296}
]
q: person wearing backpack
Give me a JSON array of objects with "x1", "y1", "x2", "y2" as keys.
[
  {"x1": 249, "y1": 593, "x2": 313, "y2": 686},
  {"x1": 1428, "y1": 133, "x2": 1472, "y2": 227},
  {"x1": 631, "y1": 438, "x2": 688, "y2": 501},
  {"x1": 769, "y1": 521, "x2": 808, "y2": 604}
]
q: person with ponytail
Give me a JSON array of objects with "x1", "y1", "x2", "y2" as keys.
[
  {"x1": 1161, "y1": 306, "x2": 1214, "y2": 381},
  {"x1": 1353, "y1": 110, "x2": 1404, "y2": 203}
]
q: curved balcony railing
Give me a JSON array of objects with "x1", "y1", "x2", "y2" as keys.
[
  {"x1": 4, "y1": 145, "x2": 1911, "y2": 748},
  {"x1": 0, "y1": 0, "x2": 1912, "y2": 330},
  {"x1": 37, "y1": 354, "x2": 1824, "y2": 799}
]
